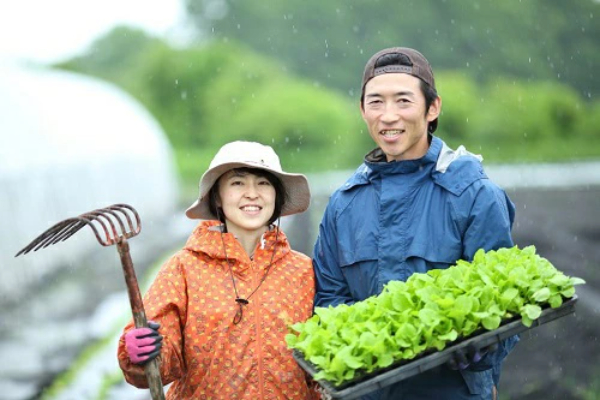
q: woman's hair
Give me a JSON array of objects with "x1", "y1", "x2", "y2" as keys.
[{"x1": 208, "y1": 167, "x2": 287, "y2": 225}]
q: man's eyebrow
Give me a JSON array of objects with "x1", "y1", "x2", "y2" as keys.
[{"x1": 365, "y1": 90, "x2": 415, "y2": 98}]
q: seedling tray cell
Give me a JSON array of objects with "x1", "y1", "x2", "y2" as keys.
[{"x1": 294, "y1": 296, "x2": 578, "y2": 400}]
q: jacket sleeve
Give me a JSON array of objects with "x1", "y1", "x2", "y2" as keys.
[
  {"x1": 117, "y1": 254, "x2": 187, "y2": 388},
  {"x1": 313, "y1": 198, "x2": 355, "y2": 308},
  {"x1": 459, "y1": 181, "x2": 519, "y2": 383}
]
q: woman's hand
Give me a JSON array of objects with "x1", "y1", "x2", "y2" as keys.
[{"x1": 125, "y1": 321, "x2": 163, "y2": 364}]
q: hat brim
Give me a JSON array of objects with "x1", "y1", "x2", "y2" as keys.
[{"x1": 185, "y1": 161, "x2": 311, "y2": 220}]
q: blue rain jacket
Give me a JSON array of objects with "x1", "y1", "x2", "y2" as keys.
[{"x1": 313, "y1": 136, "x2": 518, "y2": 400}]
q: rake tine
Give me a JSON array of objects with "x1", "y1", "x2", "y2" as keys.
[
  {"x1": 17, "y1": 219, "x2": 79, "y2": 256},
  {"x1": 74, "y1": 216, "x2": 112, "y2": 246},
  {"x1": 113, "y1": 203, "x2": 141, "y2": 228},
  {"x1": 42, "y1": 215, "x2": 111, "y2": 248},
  {"x1": 87, "y1": 210, "x2": 124, "y2": 245},
  {"x1": 107, "y1": 204, "x2": 141, "y2": 238},
  {"x1": 40, "y1": 220, "x2": 87, "y2": 249},
  {"x1": 27, "y1": 220, "x2": 74, "y2": 251},
  {"x1": 86, "y1": 213, "x2": 118, "y2": 246},
  {"x1": 109, "y1": 205, "x2": 134, "y2": 232},
  {"x1": 100, "y1": 209, "x2": 129, "y2": 239}
]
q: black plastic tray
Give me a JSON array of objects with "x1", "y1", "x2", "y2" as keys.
[{"x1": 294, "y1": 295, "x2": 578, "y2": 400}]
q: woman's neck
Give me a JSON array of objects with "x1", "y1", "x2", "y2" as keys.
[{"x1": 225, "y1": 224, "x2": 269, "y2": 258}]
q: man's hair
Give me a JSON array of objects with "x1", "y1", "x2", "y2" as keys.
[
  {"x1": 362, "y1": 52, "x2": 439, "y2": 133},
  {"x1": 208, "y1": 167, "x2": 287, "y2": 225}
]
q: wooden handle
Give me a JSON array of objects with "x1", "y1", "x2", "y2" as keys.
[
  {"x1": 145, "y1": 358, "x2": 166, "y2": 400},
  {"x1": 118, "y1": 238, "x2": 166, "y2": 400}
]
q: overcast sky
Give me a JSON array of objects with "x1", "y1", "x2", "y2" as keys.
[{"x1": 0, "y1": 0, "x2": 188, "y2": 65}]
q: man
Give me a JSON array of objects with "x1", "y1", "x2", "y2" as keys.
[{"x1": 312, "y1": 47, "x2": 518, "y2": 399}]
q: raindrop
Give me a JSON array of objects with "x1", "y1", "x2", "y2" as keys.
[
  {"x1": 237, "y1": 24, "x2": 241, "y2": 30},
  {"x1": 285, "y1": 137, "x2": 290, "y2": 143},
  {"x1": 181, "y1": 91, "x2": 187, "y2": 100},
  {"x1": 175, "y1": 79, "x2": 179, "y2": 85}
]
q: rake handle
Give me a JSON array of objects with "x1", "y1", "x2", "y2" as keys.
[{"x1": 117, "y1": 238, "x2": 166, "y2": 400}]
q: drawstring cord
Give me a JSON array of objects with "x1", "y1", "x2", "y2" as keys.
[{"x1": 219, "y1": 215, "x2": 281, "y2": 325}]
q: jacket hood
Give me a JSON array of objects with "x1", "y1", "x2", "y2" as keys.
[{"x1": 183, "y1": 220, "x2": 291, "y2": 264}]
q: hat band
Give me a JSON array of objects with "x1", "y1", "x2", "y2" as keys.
[{"x1": 373, "y1": 65, "x2": 413, "y2": 76}]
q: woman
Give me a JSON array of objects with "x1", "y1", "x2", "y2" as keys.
[{"x1": 118, "y1": 141, "x2": 316, "y2": 399}]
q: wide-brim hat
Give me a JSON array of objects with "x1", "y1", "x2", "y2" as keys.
[{"x1": 185, "y1": 141, "x2": 311, "y2": 220}]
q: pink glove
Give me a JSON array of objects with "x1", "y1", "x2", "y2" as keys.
[{"x1": 125, "y1": 321, "x2": 163, "y2": 364}]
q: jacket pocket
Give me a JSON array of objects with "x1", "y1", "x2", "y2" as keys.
[
  {"x1": 337, "y1": 244, "x2": 379, "y2": 302},
  {"x1": 404, "y1": 238, "x2": 462, "y2": 272}
]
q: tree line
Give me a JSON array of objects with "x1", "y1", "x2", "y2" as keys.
[{"x1": 56, "y1": 0, "x2": 600, "y2": 197}]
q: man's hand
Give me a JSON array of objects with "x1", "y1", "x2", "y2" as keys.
[
  {"x1": 447, "y1": 343, "x2": 498, "y2": 370},
  {"x1": 125, "y1": 321, "x2": 163, "y2": 365}
]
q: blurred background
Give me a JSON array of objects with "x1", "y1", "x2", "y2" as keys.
[{"x1": 1, "y1": 0, "x2": 599, "y2": 399}]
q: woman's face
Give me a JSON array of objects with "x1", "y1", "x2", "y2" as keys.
[{"x1": 217, "y1": 170, "x2": 276, "y2": 237}]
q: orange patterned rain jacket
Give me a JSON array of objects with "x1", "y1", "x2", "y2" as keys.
[{"x1": 118, "y1": 220, "x2": 316, "y2": 399}]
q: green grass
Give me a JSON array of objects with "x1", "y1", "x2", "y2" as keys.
[{"x1": 40, "y1": 336, "x2": 113, "y2": 399}]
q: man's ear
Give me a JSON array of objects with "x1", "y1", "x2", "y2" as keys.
[{"x1": 427, "y1": 96, "x2": 442, "y2": 122}]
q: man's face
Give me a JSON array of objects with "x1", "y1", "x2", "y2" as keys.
[{"x1": 361, "y1": 73, "x2": 441, "y2": 162}]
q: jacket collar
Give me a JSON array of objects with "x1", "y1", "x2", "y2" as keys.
[
  {"x1": 183, "y1": 220, "x2": 290, "y2": 264},
  {"x1": 342, "y1": 136, "x2": 443, "y2": 191}
]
